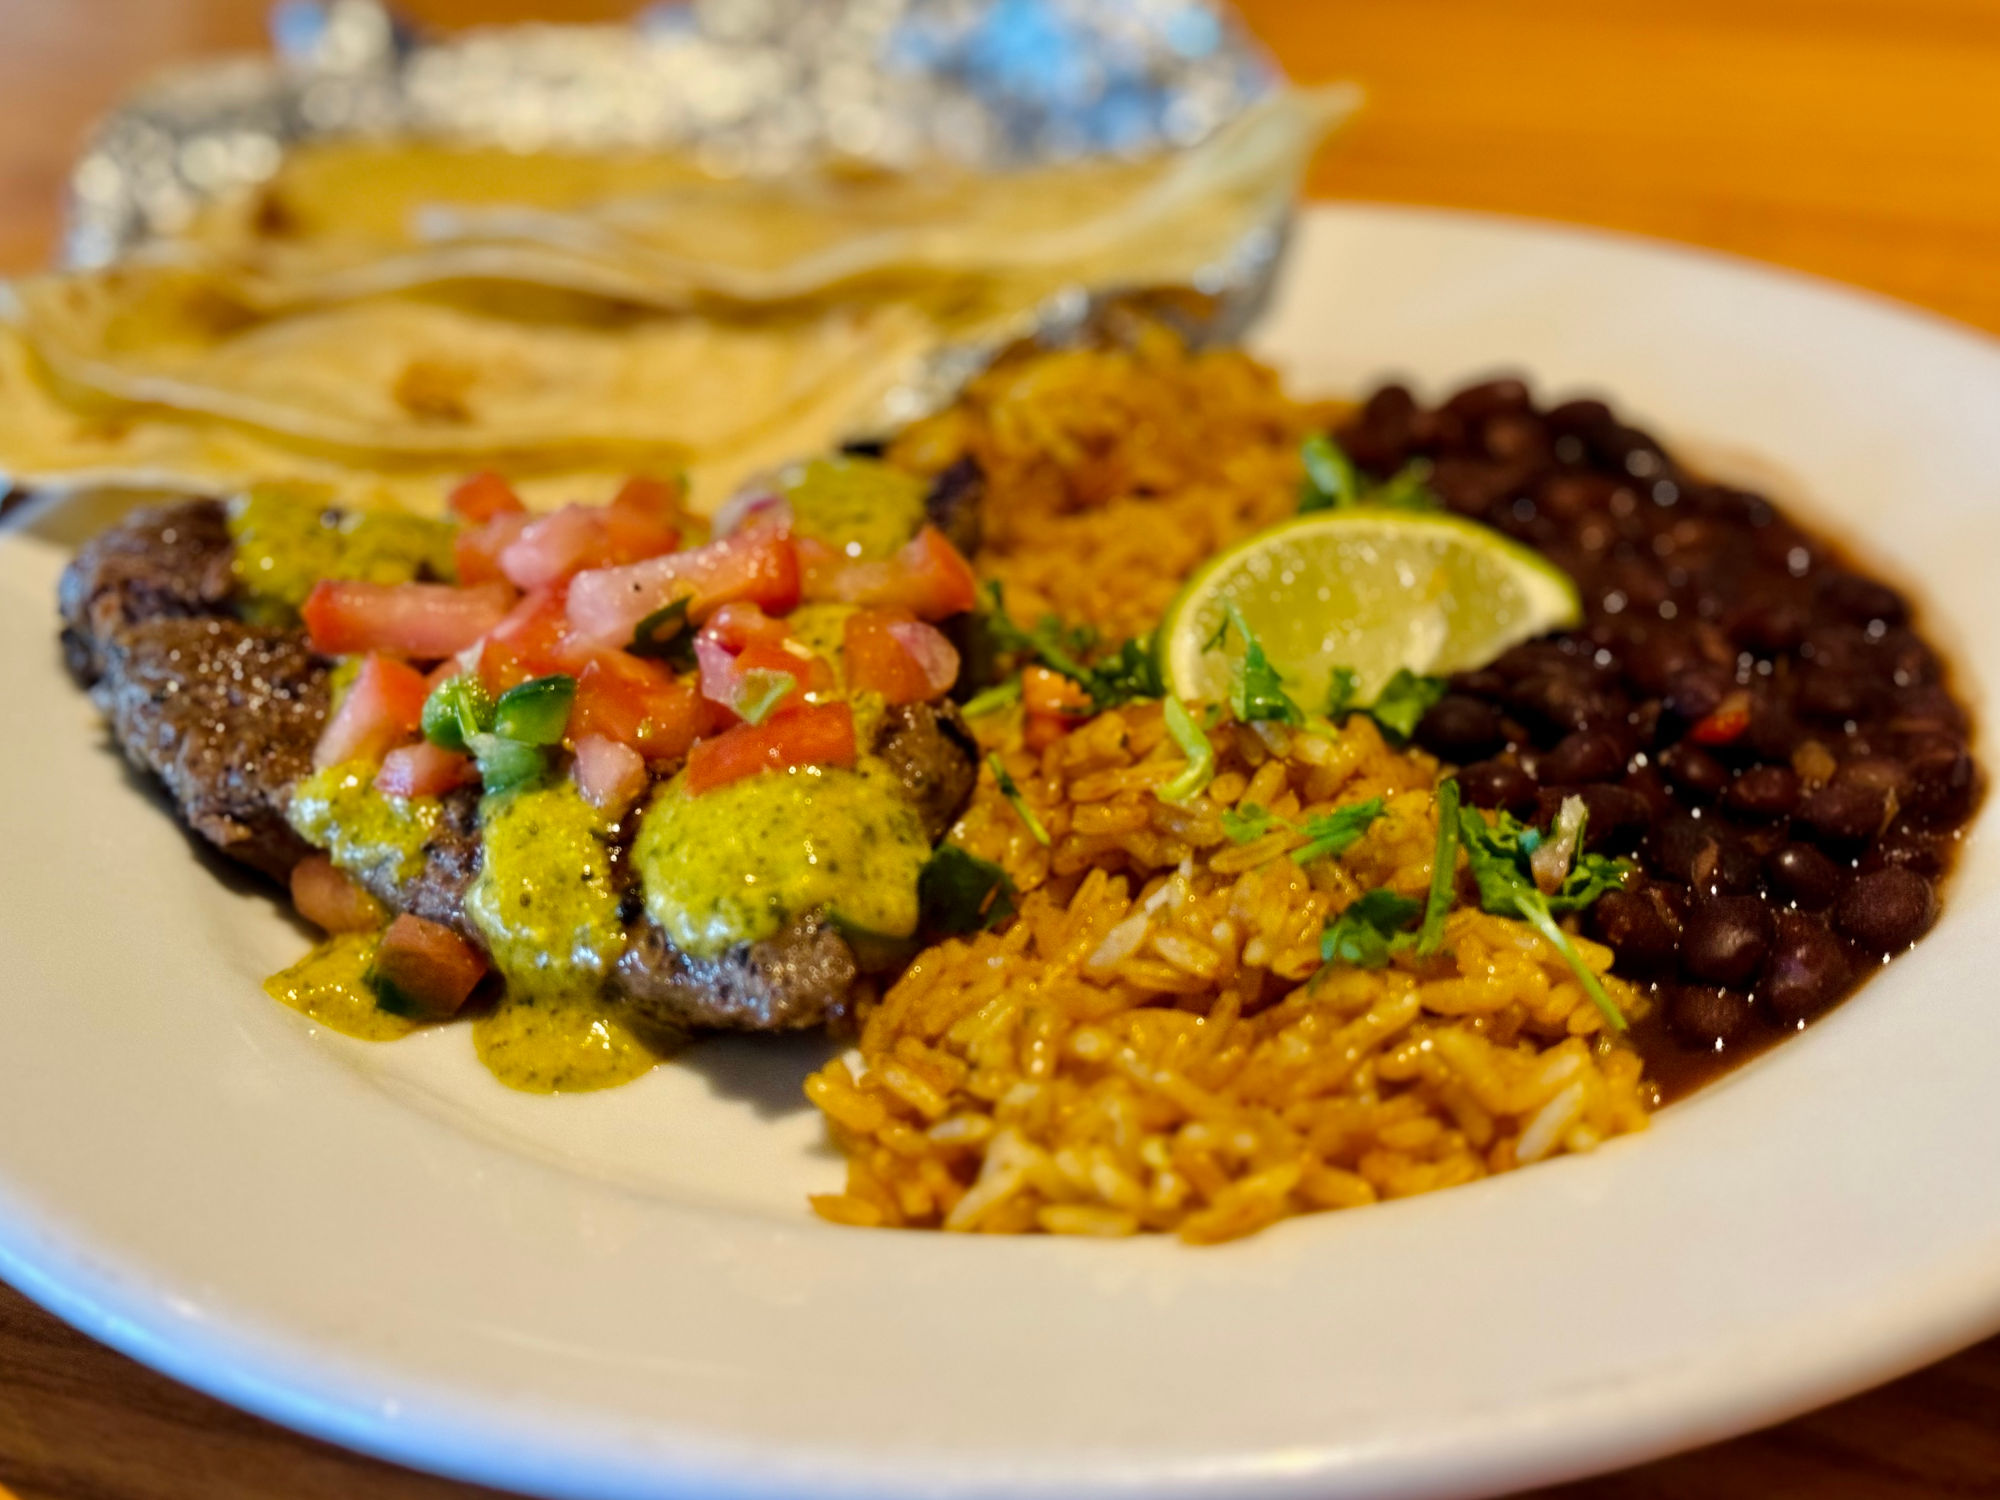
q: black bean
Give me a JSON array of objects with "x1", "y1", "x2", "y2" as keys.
[
  {"x1": 1658, "y1": 742, "x2": 1729, "y2": 801},
  {"x1": 1835, "y1": 868, "x2": 1937, "y2": 953},
  {"x1": 1745, "y1": 695, "x2": 1805, "y2": 761},
  {"x1": 1668, "y1": 985, "x2": 1756, "y2": 1049},
  {"x1": 1865, "y1": 828, "x2": 1946, "y2": 878},
  {"x1": 1818, "y1": 572, "x2": 1909, "y2": 627},
  {"x1": 1896, "y1": 740, "x2": 1976, "y2": 824},
  {"x1": 1429, "y1": 457, "x2": 1524, "y2": 514},
  {"x1": 1797, "y1": 781, "x2": 1888, "y2": 849},
  {"x1": 1759, "y1": 914, "x2": 1849, "y2": 1026},
  {"x1": 1544, "y1": 397, "x2": 1614, "y2": 439},
  {"x1": 1483, "y1": 412, "x2": 1551, "y2": 465},
  {"x1": 1415, "y1": 694, "x2": 1505, "y2": 763},
  {"x1": 1541, "y1": 730, "x2": 1627, "y2": 785},
  {"x1": 1724, "y1": 765, "x2": 1800, "y2": 821},
  {"x1": 1623, "y1": 633, "x2": 1701, "y2": 696},
  {"x1": 1681, "y1": 895, "x2": 1772, "y2": 984},
  {"x1": 1590, "y1": 887, "x2": 1679, "y2": 970},
  {"x1": 1663, "y1": 666, "x2": 1729, "y2": 723},
  {"x1": 1621, "y1": 764, "x2": 1675, "y2": 819},
  {"x1": 1730, "y1": 599, "x2": 1809, "y2": 654},
  {"x1": 1444, "y1": 376, "x2": 1532, "y2": 421},
  {"x1": 1696, "y1": 839, "x2": 1766, "y2": 896},
  {"x1": 1765, "y1": 843, "x2": 1843, "y2": 910},
  {"x1": 1458, "y1": 758, "x2": 1538, "y2": 813},
  {"x1": 1796, "y1": 666, "x2": 1867, "y2": 721},
  {"x1": 1577, "y1": 785, "x2": 1653, "y2": 852},
  {"x1": 1340, "y1": 384, "x2": 1419, "y2": 468}
]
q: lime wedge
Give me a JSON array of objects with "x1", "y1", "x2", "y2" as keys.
[{"x1": 1158, "y1": 508, "x2": 1581, "y2": 712}]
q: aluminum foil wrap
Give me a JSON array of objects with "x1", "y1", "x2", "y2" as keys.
[
  {"x1": 45, "y1": 0, "x2": 1347, "y2": 489},
  {"x1": 66, "y1": 0, "x2": 1288, "y2": 264}
]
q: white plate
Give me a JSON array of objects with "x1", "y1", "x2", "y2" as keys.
[{"x1": 3, "y1": 203, "x2": 2000, "y2": 1500}]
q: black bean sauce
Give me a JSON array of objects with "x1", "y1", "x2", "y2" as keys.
[{"x1": 1337, "y1": 378, "x2": 1984, "y2": 1101}]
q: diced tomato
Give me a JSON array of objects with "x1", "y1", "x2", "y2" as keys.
[
  {"x1": 368, "y1": 914, "x2": 487, "y2": 1020},
  {"x1": 607, "y1": 474, "x2": 684, "y2": 526},
  {"x1": 686, "y1": 701, "x2": 857, "y2": 795},
  {"x1": 572, "y1": 734, "x2": 650, "y2": 816},
  {"x1": 303, "y1": 580, "x2": 515, "y2": 660},
  {"x1": 799, "y1": 524, "x2": 978, "y2": 620},
  {"x1": 314, "y1": 654, "x2": 429, "y2": 769},
  {"x1": 475, "y1": 584, "x2": 584, "y2": 691},
  {"x1": 289, "y1": 855, "x2": 384, "y2": 934},
  {"x1": 700, "y1": 602, "x2": 792, "y2": 652},
  {"x1": 375, "y1": 741, "x2": 478, "y2": 798},
  {"x1": 448, "y1": 471, "x2": 526, "y2": 523},
  {"x1": 695, "y1": 637, "x2": 835, "y2": 722},
  {"x1": 566, "y1": 526, "x2": 801, "y2": 649},
  {"x1": 843, "y1": 608, "x2": 961, "y2": 705},
  {"x1": 569, "y1": 650, "x2": 711, "y2": 761},
  {"x1": 1691, "y1": 689, "x2": 1753, "y2": 746},
  {"x1": 453, "y1": 511, "x2": 532, "y2": 587},
  {"x1": 1023, "y1": 665, "x2": 1091, "y2": 717}
]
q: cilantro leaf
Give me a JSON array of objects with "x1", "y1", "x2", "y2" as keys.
[
  {"x1": 1416, "y1": 777, "x2": 1461, "y2": 957},
  {"x1": 1158, "y1": 695, "x2": 1215, "y2": 802},
  {"x1": 1291, "y1": 797, "x2": 1385, "y2": 864},
  {"x1": 986, "y1": 752, "x2": 1050, "y2": 846},
  {"x1": 1319, "y1": 889, "x2": 1423, "y2": 969},
  {"x1": 1220, "y1": 802, "x2": 1285, "y2": 844},
  {"x1": 1298, "y1": 434, "x2": 1362, "y2": 512},
  {"x1": 919, "y1": 844, "x2": 1017, "y2": 936},
  {"x1": 1215, "y1": 602, "x2": 1303, "y2": 726},
  {"x1": 1326, "y1": 667, "x2": 1359, "y2": 718},
  {"x1": 629, "y1": 597, "x2": 696, "y2": 670},
  {"x1": 1297, "y1": 433, "x2": 1442, "y2": 515},
  {"x1": 1366, "y1": 668, "x2": 1447, "y2": 743},
  {"x1": 1456, "y1": 804, "x2": 1633, "y2": 1031},
  {"x1": 979, "y1": 581, "x2": 1160, "y2": 710},
  {"x1": 961, "y1": 678, "x2": 1023, "y2": 718}
]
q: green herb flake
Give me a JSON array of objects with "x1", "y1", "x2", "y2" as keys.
[
  {"x1": 918, "y1": 844, "x2": 1017, "y2": 936},
  {"x1": 1457, "y1": 804, "x2": 1634, "y2": 1032},
  {"x1": 961, "y1": 678, "x2": 1023, "y2": 718},
  {"x1": 1416, "y1": 777, "x2": 1461, "y2": 957},
  {"x1": 1215, "y1": 602, "x2": 1303, "y2": 727},
  {"x1": 1291, "y1": 797, "x2": 1386, "y2": 865},
  {"x1": 1157, "y1": 695, "x2": 1216, "y2": 803},
  {"x1": 1325, "y1": 667, "x2": 1360, "y2": 719},
  {"x1": 1298, "y1": 434, "x2": 1361, "y2": 513},
  {"x1": 1367, "y1": 668, "x2": 1447, "y2": 743},
  {"x1": 986, "y1": 751, "x2": 1050, "y2": 847},
  {"x1": 1319, "y1": 889, "x2": 1423, "y2": 970},
  {"x1": 1220, "y1": 802, "x2": 1284, "y2": 844},
  {"x1": 979, "y1": 582, "x2": 1161, "y2": 711},
  {"x1": 466, "y1": 733, "x2": 549, "y2": 796}
]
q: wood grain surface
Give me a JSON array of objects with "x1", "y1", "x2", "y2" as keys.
[{"x1": 4, "y1": 2, "x2": 1999, "y2": 1498}]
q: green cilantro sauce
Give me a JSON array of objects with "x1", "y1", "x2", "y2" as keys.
[
  {"x1": 288, "y1": 762, "x2": 441, "y2": 888},
  {"x1": 780, "y1": 457, "x2": 927, "y2": 560},
  {"x1": 633, "y1": 759, "x2": 929, "y2": 960},
  {"x1": 465, "y1": 782, "x2": 657, "y2": 1093},
  {"x1": 264, "y1": 932, "x2": 417, "y2": 1042},
  {"x1": 226, "y1": 480, "x2": 456, "y2": 618}
]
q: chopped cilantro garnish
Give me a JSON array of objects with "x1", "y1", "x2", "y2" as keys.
[
  {"x1": 1158, "y1": 696, "x2": 1215, "y2": 802},
  {"x1": 733, "y1": 669, "x2": 795, "y2": 727},
  {"x1": 491, "y1": 673, "x2": 576, "y2": 746},
  {"x1": 1366, "y1": 668, "x2": 1447, "y2": 743},
  {"x1": 420, "y1": 672, "x2": 493, "y2": 753},
  {"x1": 986, "y1": 752, "x2": 1050, "y2": 846},
  {"x1": 961, "y1": 678, "x2": 1023, "y2": 718},
  {"x1": 1212, "y1": 602, "x2": 1303, "y2": 726},
  {"x1": 918, "y1": 844, "x2": 1017, "y2": 936},
  {"x1": 1416, "y1": 777, "x2": 1461, "y2": 957},
  {"x1": 1457, "y1": 804, "x2": 1634, "y2": 1031},
  {"x1": 1297, "y1": 434, "x2": 1441, "y2": 514},
  {"x1": 1325, "y1": 667, "x2": 1360, "y2": 718},
  {"x1": 1220, "y1": 802, "x2": 1284, "y2": 844},
  {"x1": 1291, "y1": 797, "x2": 1386, "y2": 865},
  {"x1": 1320, "y1": 889, "x2": 1424, "y2": 970},
  {"x1": 979, "y1": 582, "x2": 1161, "y2": 710}
]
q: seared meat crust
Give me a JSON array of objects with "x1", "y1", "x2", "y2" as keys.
[
  {"x1": 60, "y1": 499, "x2": 236, "y2": 685},
  {"x1": 90, "y1": 617, "x2": 330, "y2": 880}
]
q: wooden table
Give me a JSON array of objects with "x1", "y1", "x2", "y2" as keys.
[{"x1": 4, "y1": 2, "x2": 2000, "y2": 1496}]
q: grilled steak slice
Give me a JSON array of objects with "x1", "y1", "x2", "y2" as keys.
[
  {"x1": 60, "y1": 499, "x2": 236, "y2": 685},
  {"x1": 611, "y1": 911, "x2": 859, "y2": 1035},
  {"x1": 874, "y1": 698, "x2": 980, "y2": 842},
  {"x1": 90, "y1": 617, "x2": 330, "y2": 881}
]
